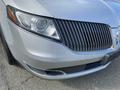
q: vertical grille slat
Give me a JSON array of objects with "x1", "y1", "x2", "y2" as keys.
[
  {"x1": 81, "y1": 23, "x2": 89, "y2": 51},
  {"x1": 69, "y1": 21, "x2": 78, "y2": 50},
  {"x1": 75, "y1": 22, "x2": 85, "y2": 51},
  {"x1": 54, "y1": 19, "x2": 112, "y2": 51},
  {"x1": 104, "y1": 26, "x2": 108, "y2": 48},
  {"x1": 89, "y1": 23, "x2": 95, "y2": 50},
  {"x1": 87, "y1": 23, "x2": 95, "y2": 50},
  {"x1": 72, "y1": 21, "x2": 80, "y2": 50},
  {"x1": 78, "y1": 22, "x2": 88, "y2": 51},
  {"x1": 65, "y1": 21, "x2": 75, "y2": 50},
  {"x1": 59, "y1": 21, "x2": 70, "y2": 46},
  {"x1": 82, "y1": 23, "x2": 90, "y2": 50},
  {"x1": 99, "y1": 25, "x2": 104, "y2": 48},
  {"x1": 95, "y1": 23, "x2": 102, "y2": 49},
  {"x1": 103, "y1": 25, "x2": 108, "y2": 48}
]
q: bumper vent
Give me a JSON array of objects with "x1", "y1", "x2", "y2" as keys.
[{"x1": 54, "y1": 19, "x2": 112, "y2": 51}]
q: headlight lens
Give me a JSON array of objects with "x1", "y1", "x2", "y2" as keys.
[{"x1": 7, "y1": 6, "x2": 60, "y2": 40}]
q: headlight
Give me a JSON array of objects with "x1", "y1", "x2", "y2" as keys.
[{"x1": 7, "y1": 6, "x2": 60, "y2": 40}]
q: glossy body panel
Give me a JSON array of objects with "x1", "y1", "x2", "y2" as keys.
[{"x1": 0, "y1": 0, "x2": 120, "y2": 79}]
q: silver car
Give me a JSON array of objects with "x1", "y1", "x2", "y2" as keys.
[{"x1": 0, "y1": 0, "x2": 120, "y2": 79}]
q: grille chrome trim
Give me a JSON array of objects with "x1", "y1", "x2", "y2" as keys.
[{"x1": 54, "y1": 19, "x2": 113, "y2": 51}]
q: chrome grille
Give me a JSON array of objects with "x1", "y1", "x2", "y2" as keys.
[{"x1": 54, "y1": 19, "x2": 112, "y2": 51}]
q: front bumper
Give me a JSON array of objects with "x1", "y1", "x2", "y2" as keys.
[
  {"x1": 25, "y1": 61, "x2": 111, "y2": 80},
  {"x1": 4, "y1": 21, "x2": 120, "y2": 79},
  {"x1": 23, "y1": 48, "x2": 120, "y2": 80}
]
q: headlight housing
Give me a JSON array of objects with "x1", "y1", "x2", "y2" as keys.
[{"x1": 7, "y1": 6, "x2": 60, "y2": 40}]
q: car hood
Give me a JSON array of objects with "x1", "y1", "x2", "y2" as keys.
[
  {"x1": 105, "y1": 1, "x2": 120, "y2": 20},
  {"x1": 5, "y1": 0, "x2": 120, "y2": 27}
]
